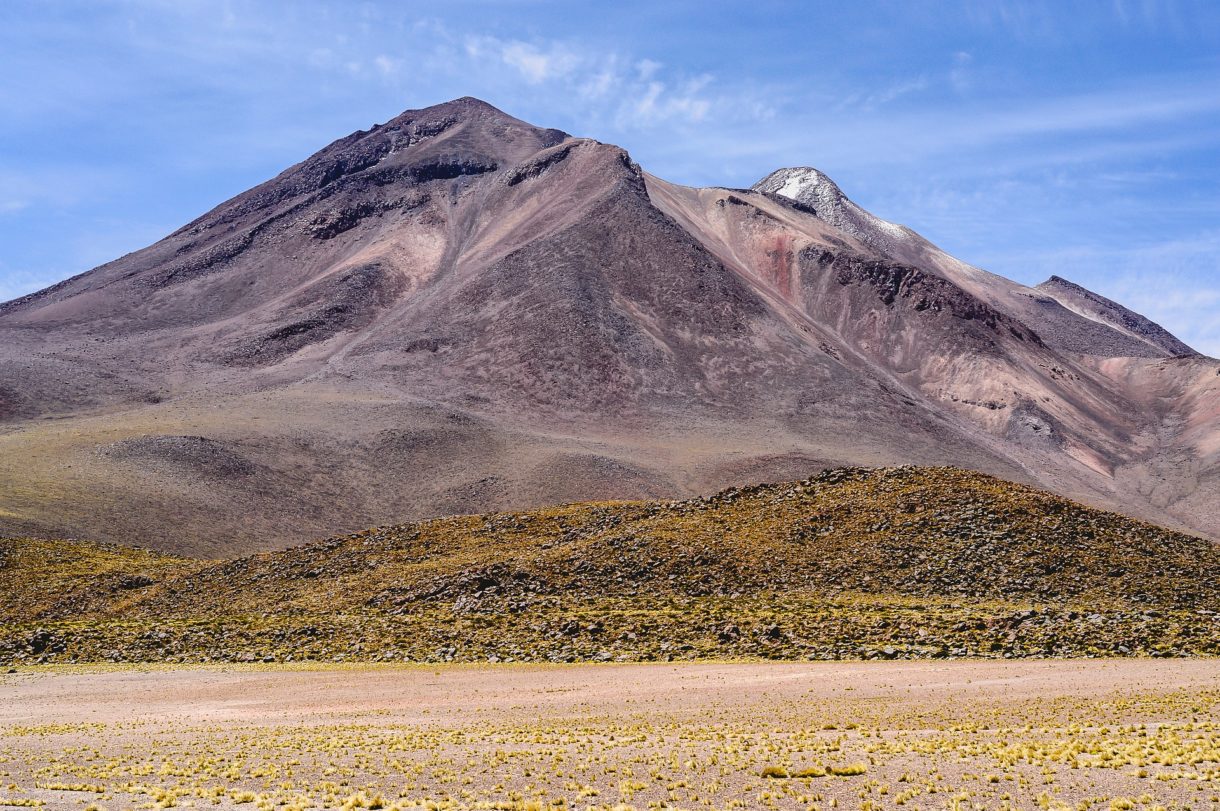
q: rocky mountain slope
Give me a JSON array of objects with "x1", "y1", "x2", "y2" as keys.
[
  {"x1": 0, "y1": 97, "x2": 1217, "y2": 554},
  {"x1": 3, "y1": 467, "x2": 1218, "y2": 664},
  {"x1": 1035, "y1": 274, "x2": 1197, "y2": 357}
]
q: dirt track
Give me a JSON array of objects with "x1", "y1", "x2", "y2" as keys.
[{"x1": 4, "y1": 659, "x2": 1219, "y2": 726}]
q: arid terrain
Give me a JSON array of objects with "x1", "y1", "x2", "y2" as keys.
[
  {"x1": 5, "y1": 1, "x2": 1220, "y2": 806},
  {"x1": 2, "y1": 95, "x2": 1218, "y2": 810},
  {"x1": 1, "y1": 97, "x2": 1217, "y2": 556},
  {"x1": 3, "y1": 468, "x2": 1217, "y2": 811},
  {"x1": 3, "y1": 467, "x2": 1219, "y2": 666},
  {"x1": 1, "y1": 660, "x2": 1217, "y2": 810}
]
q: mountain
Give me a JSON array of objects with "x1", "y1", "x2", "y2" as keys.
[
  {"x1": 4, "y1": 467, "x2": 1219, "y2": 664},
  {"x1": 0, "y1": 97, "x2": 1217, "y2": 554},
  {"x1": 1034, "y1": 274, "x2": 1197, "y2": 358}
]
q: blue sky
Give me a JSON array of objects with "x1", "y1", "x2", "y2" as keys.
[{"x1": 2, "y1": 1, "x2": 1219, "y2": 355}]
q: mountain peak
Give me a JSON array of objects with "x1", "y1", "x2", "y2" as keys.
[
  {"x1": 447, "y1": 95, "x2": 498, "y2": 107},
  {"x1": 386, "y1": 95, "x2": 512, "y2": 124},
  {"x1": 754, "y1": 166, "x2": 845, "y2": 204},
  {"x1": 753, "y1": 166, "x2": 912, "y2": 255},
  {"x1": 1036, "y1": 275, "x2": 1198, "y2": 357}
]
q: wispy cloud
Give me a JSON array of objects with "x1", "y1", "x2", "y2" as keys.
[
  {"x1": 833, "y1": 76, "x2": 930, "y2": 113},
  {"x1": 373, "y1": 54, "x2": 401, "y2": 77},
  {"x1": 949, "y1": 50, "x2": 974, "y2": 93},
  {"x1": 464, "y1": 36, "x2": 581, "y2": 84},
  {"x1": 454, "y1": 32, "x2": 758, "y2": 129}
]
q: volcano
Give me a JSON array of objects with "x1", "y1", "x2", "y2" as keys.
[{"x1": 2, "y1": 97, "x2": 1216, "y2": 555}]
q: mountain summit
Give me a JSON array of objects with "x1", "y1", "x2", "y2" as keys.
[
  {"x1": 754, "y1": 166, "x2": 917, "y2": 256},
  {"x1": 1, "y1": 97, "x2": 1216, "y2": 554}
]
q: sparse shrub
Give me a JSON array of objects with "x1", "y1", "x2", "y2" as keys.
[
  {"x1": 828, "y1": 763, "x2": 867, "y2": 776},
  {"x1": 794, "y1": 766, "x2": 827, "y2": 778}
]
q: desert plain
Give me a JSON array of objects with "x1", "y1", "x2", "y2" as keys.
[{"x1": 1, "y1": 660, "x2": 1217, "y2": 811}]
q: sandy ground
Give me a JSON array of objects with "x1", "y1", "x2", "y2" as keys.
[{"x1": 0, "y1": 660, "x2": 1217, "y2": 809}]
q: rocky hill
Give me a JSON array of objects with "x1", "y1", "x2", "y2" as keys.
[{"x1": 3, "y1": 467, "x2": 1218, "y2": 665}]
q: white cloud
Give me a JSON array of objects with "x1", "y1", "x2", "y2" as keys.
[
  {"x1": 835, "y1": 76, "x2": 930, "y2": 113},
  {"x1": 873, "y1": 76, "x2": 929, "y2": 105},
  {"x1": 465, "y1": 36, "x2": 580, "y2": 84},
  {"x1": 373, "y1": 54, "x2": 401, "y2": 77},
  {"x1": 624, "y1": 76, "x2": 713, "y2": 125},
  {"x1": 501, "y1": 42, "x2": 575, "y2": 83},
  {"x1": 634, "y1": 81, "x2": 663, "y2": 118},
  {"x1": 636, "y1": 58, "x2": 661, "y2": 80},
  {"x1": 579, "y1": 67, "x2": 618, "y2": 100},
  {"x1": 456, "y1": 33, "x2": 742, "y2": 130}
]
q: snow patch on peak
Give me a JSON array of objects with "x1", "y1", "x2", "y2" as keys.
[
  {"x1": 771, "y1": 167, "x2": 838, "y2": 200},
  {"x1": 753, "y1": 167, "x2": 913, "y2": 257},
  {"x1": 761, "y1": 167, "x2": 846, "y2": 209}
]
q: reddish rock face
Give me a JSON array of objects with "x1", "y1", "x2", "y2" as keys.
[{"x1": 0, "y1": 97, "x2": 1216, "y2": 554}]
